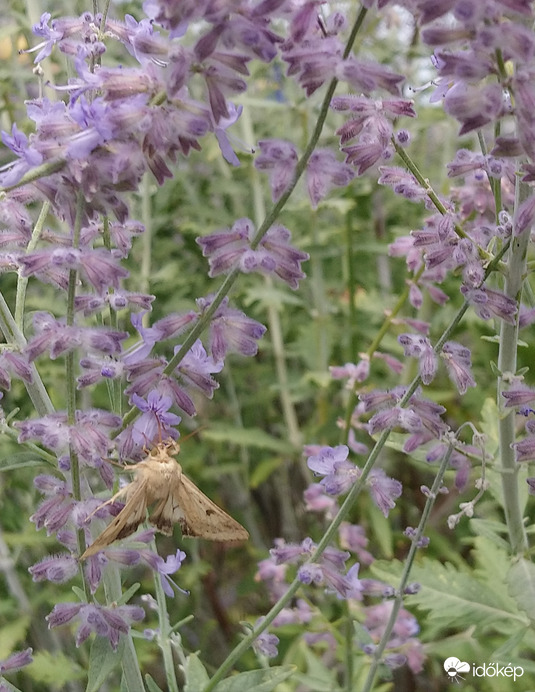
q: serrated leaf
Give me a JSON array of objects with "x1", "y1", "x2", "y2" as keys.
[
  {"x1": 492, "y1": 625, "x2": 531, "y2": 658},
  {"x1": 507, "y1": 558, "x2": 535, "y2": 622},
  {"x1": 213, "y1": 665, "x2": 296, "y2": 692},
  {"x1": 405, "y1": 558, "x2": 526, "y2": 630},
  {"x1": 86, "y1": 636, "x2": 124, "y2": 692},
  {"x1": 26, "y1": 651, "x2": 84, "y2": 688},
  {"x1": 203, "y1": 426, "x2": 293, "y2": 454},
  {"x1": 184, "y1": 653, "x2": 210, "y2": 692},
  {"x1": 468, "y1": 518, "x2": 509, "y2": 550}
]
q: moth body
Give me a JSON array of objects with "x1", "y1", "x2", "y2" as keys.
[{"x1": 81, "y1": 438, "x2": 248, "y2": 560}]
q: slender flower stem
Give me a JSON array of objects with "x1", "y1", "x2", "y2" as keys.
[
  {"x1": 341, "y1": 265, "x2": 424, "y2": 442},
  {"x1": 497, "y1": 180, "x2": 530, "y2": 554},
  {"x1": 15, "y1": 201, "x2": 50, "y2": 328},
  {"x1": 153, "y1": 569, "x2": 180, "y2": 692},
  {"x1": 123, "y1": 6, "x2": 367, "y2": 432},
  {"x1": 203, "y1": 230, "x2": 513, "y2": 688},
  {"x1": 65, "y1": 194, "x2": 88, "y2": 593},
  {"x1": 392, "y1": 139, "x2": 498, "y2": 264},
  {"x1": 361, "y1": 441, "x2": 454, "y2": 692}
]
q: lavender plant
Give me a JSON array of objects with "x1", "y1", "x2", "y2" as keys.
[{"x1": 1, "y1": 1, "x2": 535, "y2": 691}]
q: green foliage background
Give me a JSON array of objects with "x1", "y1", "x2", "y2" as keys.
[{"x1": 1, "y1": 1, "x2": 535, "y2": 691}]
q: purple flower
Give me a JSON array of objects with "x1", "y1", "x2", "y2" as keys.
[
  {"x1": 441, "y1": 341, "x2": 476, "y2": 395},
  {"x1": 0, "y1": 350, "x2": 33, "y2": 389},
  {"x1": 25, "y1": 312, "x2": 128, "y2": 361},
  {"x1": 303, "y1": 483, "x2": 338, "y2": 515},
  {"x1": 169, "y1": 340, "x2": 221, "y2": 402},
  {"x1": 46, "y1": 602, "x2": 145, "y2": 651},
  {"x1": 196, "y1": 218, "x2": 309, "y2": 289},
  {"x1": 443, "y1": 81, "x2": 504, "y2": 135},
  {"x1": 0, "y1": 123, "x2": 43, "y2": 186},
  {"x1": 513, "y1": 436, "x2": 535, "y2": 462},
  {"x1": 270, "y1": 536, "x2": 315, "y2": 565},
  {"x1": 305, "y1": 149, "x2": 354, "y2": 208},
  {"x1": 461, "y1": 285, "x2": 518, "y2": 324},
  {"x1": 398, "y1": 334, "x2": 437, "y2": 385},
  {"x1": 195, "y1": 296, "x2": 266, "y2": 360},
  {"x1": 252, "y1": 619, "x2": 279, "y2": 658},
  {"x1": 254, "y1": 139, "x2": 298, "y2": 201},
  {"x1": 306, "y1": 445, "x2": 349, "y2": 474},
  {"x1": 281, "y1": 31, "x2": 342, "y2": 95},
  {"x1": 502, "y1": 386, "x2": 535, "y2": 408},
  {"x1": 338, "y1": 522, "x2": 374, "y2": 565},
  {"x1": 330, "y1": 359, "x2": 370, "y2": 386},
  {"x1": 153, "y1": 549, "x2": 187, "y2": 597},
  {"x1": 367, "y1": 469, "x2": 402, "y2": 517},
  {"x1": 129, "y1": 391, "x2": 181, "y2": 447}
]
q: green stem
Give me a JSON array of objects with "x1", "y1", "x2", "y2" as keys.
[
  {"x1": 0, "y1": 158, "x2": 65, "y2": 194},
  {"x1": 66, "y1": 195, "x2": 88, "y2": 597},
  {"x1": 15, "y1": 201, "x2": 50, "y2": 328},
  {"x1": 0, "y1": 292, "x2": 54, "y2": 416},
  {"x1": 102, "y1": 568, "x2": 146, "y2": 691},
  {"x1": 497, "y1": 181, "x2": 530, "y2": 555}
]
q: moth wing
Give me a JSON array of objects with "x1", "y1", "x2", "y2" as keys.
[
  {"x1": 81, "y1": 480, "x2": 149, "y2": 559},
  {"x1": 172, "y1": 473, "x2": 249, "y2": 542},
  {"x1": 150, "y1": 492, "x2": 186, "y2": 536}
]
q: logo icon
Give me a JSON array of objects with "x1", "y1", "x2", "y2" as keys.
[{"x1": 444, "y1": 657, "x2": 470, "y2": 683}]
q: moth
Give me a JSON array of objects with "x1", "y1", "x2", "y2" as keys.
[{"x1": 81, "y1": 438, "x2": 249, "y2": 559}]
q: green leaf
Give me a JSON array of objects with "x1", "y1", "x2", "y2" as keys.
[
  {"x1": 203, "y1": 426, "x2": 293, "y2": 454},
  {"x1": 507, "y1": 558, "x2": 535, "y2": 622},
  {"x1": 145, "y1": 674, "x2": 165, "y2": 692},
  {"x1": 86, "y1": 637, "x2": 124, "y2": 692},
  {"x1": 26, "y1": 651, "x2": 84, "y2": 689},
  {"x1": 0, "y1": 616, "x2": 31, "y2": 659},
  {"x1": 292, "y1": 646, "x2": 340, "y2": 691},
  {"x1": 250, "y1": 456, "x2": 283, "y2": 488},
  {"x1": 184, "y1": 653, "x2": 210, "y2": 692},
  {"x1": 116, "y1": 582, "x2": 141, "y2": 606},
  {"x1": 213, "y1": 665, "x2": 296, "y2": 692}
]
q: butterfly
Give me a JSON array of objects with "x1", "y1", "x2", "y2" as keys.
[{"x1": 81, "y1": 438, "x2": 249, "y2": 559}]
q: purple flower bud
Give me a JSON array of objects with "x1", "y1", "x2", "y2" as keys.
[
  {"x1": 29, "y1": 554, "x2": 79, "y2": 583},
  {"x1": 0, "y1": 648, "x2": 33, "y2": 673},
  {"x1": 252, "y1": 620, "x2": 279, "y2": 658}
]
